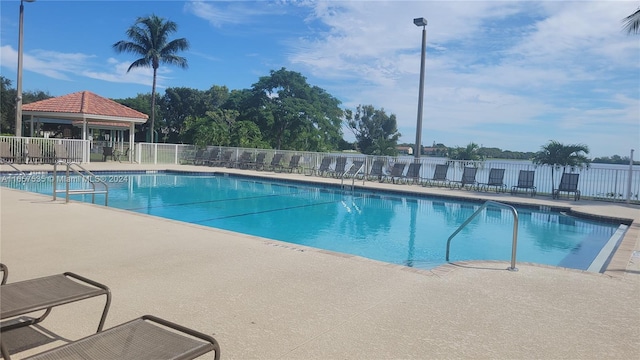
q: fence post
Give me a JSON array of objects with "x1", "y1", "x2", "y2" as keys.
[{"x1": 627, "y1": 149, "x2": 634, "y2": 204}]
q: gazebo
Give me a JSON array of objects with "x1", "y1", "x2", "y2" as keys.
[{"x1": 22, "y1": 91, "x2": 148, "y2": 162}]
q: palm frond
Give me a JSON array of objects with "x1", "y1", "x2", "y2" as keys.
[{"x1": 622, "y1": 7, "x2": 640, "y2": 34}]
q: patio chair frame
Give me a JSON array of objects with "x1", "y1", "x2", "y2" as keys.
[
  {"x1": 384, "y1": 162, "x2": 407, "y2": 184},
  {"x1": 401, "y1": 162, "x2": 422, "y2": 185},
  {"x1": 552, "y1": 172, "x2": 581, "y2": 201},
  {"x1": 478, "y1": 168, "x2": 507, "y2": 193},
  {"x1": 19, "y1": 315, "x2": 220, "y2": 360},
  {"x1": 449, "y1": 166, "x2": 478, "y2": 190},
  {"x1": 423, "y1": 164, "x2": 450, "y2": 187},
  {"x1": 510, "y1": 170, "x2": 537, "y2": 197}
]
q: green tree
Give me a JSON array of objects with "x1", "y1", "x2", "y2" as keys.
[
  {"x1": 532, "y1": 140, "x2": 590, "y2": 192},
  {"x1": 241, "y1": 68, "x2": 343, "y2": 151},
  {"x1": 623, "y1": 6, "x2": 640, "y2": 34},
  {"x1": 449, "y1": 142, "x2": 484, "y2": 161},
  {"x1": 346, "y1": 105, "x2": 401, "y2": 156},
  {"x1": 113, "y1": 14, "x2": 189, "y2": 143},
  {"x1": 0, "y1": 76, "x2": 16, "y2": 134},
  {"x1": 0, "y1": 78, "x2": 52, "y2": 134},
  {"x1": 161, "y1": 87, "x2": 211, "y2": 143},
  {"x1": 113, "y1": 93, "x2": 157, "y2": 142}
]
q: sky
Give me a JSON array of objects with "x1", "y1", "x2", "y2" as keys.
[{"x1": 0, "y1": 0, "x2": 638, "y2": 158}]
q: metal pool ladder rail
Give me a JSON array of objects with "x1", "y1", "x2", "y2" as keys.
[
  {"x1": 52, "y1": 161, "x2": 109, "y2": 206},
  {"x1": 0, "y1": 159, "x2": 26, "y2": 176},
  {"x1": 445, "y1": 200, "x2": 519, "y2": 271},
  {"x1": 340, "y1": 162, "x2": 366, "y2": 191}
]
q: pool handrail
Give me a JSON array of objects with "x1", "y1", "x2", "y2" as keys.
[
  {"x1": 53, "y1": 161, "x2": 109, "y2": 206},
  {"x1": 340, "y1": 162, "x2": 366, "y2": 190},
  {"x1": 445, "y1": 200, "x2": 519, "y2": 271},
  {"x1": 0, "y1": 159, "x2": 26, "y2": 176}
]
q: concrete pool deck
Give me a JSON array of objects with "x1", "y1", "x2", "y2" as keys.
[{"x1": 1, "y1": 163, "x2": 638, "y2": 359}]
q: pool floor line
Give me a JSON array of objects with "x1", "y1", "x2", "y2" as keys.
[
  {"x1": 192, "y1": 195, "x2": 367, "y2": 223},
  {"x1": 122, "y1": 182, "x2": 340, "y2": 212},
  {"x1": 124, "y1": 192, "x2": 284, "y2": 211}
]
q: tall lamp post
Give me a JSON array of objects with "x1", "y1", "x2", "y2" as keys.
[
  {"x1": 413, "y1": 17, "x2": 427, "y2": 161},
  {"x1": 15, "y1": 0, "x2": 35, "y2": 137}
]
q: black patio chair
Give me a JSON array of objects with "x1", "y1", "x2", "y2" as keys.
[
  {"x1": 314, "y1": 156, "x2": 333, "y2": 177},
  {"x1": 366, "y1": 159, "x2": 385, "y2": 181},
  {"x1": 510, "y1": 170, "x2": 537, "y2": 196},
  {"x1": 401, "y1": 162, "x2": 423, "y2": 185},
  {"x1": 449, "y1": 167, "x2": 477, "y2": 190},
  {"x1": 553, "y1": 173, "x2": 581, "y2": 201},
  {"x1": 423, "y1": 164, "x2": 449, "y2": 187},
  {"x1": 478, "y1": 168, "x2": 507, "y2": 193},
  {"x1": 344, "y1": 160, "x2": 365, "y2": 178},
  {"x1": 330, "y1": 157, "x2": 348, "y2": 178},
  {"x1": 384, "y1": 162, "x2": 407, "y2": 183}
]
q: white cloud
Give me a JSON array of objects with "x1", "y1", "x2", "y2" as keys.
[
  {"x1": 1, "y1": 45, "x2": 170, "y2": 89},
  {"x1": 279, "y1": 0, "x2": 639, "y2": 156}
]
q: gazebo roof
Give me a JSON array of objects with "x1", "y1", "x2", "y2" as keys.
[{"x1": 22, "y1": 90, "x2": 148, "y2": 126}]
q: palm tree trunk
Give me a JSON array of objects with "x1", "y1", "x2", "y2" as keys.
[{"x1": 150, "y1": 67, "x2": 158, "y2": 143}]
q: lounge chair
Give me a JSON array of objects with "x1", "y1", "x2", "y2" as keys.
[
  {"x1": 367, "y1": 159, "x2": 385, "y2": 181},
  {"x1": 18, "y1": 315, "x2": 220, "y2": 360},
  {"x1": 54, "y1": 144, "x2": 73, "y2": 162},
  {"x1": 0, "y1": 264, "x2": 219, "y2": 360},
  {"x1": 0, "y1": 265, "x2": 111, "y2": 336},
  {"x1": 423, "y1": 164, "x2": 450, "y2": 187},
  {"x1": 204, "y1": 148, "x2": 221, "y2": 166},
  {"x1": 478, "y1": 168, "x2": 507, "y2": 193},
  {"x1": 449, "y1": 167, "x2": 477, "y2": 190},
  {"x1": 314, "y1": 156, "x2": 333, "y2": 177},
  {"x1": 278, "y1": 154, "x2": 302, "y2": 173},
  {"x1": 384, "y1": 162, "x2": 407, "y2": 183},
  {"x1": 192, "y1": 149, "x2": 206, "y2": 165},
  {"x1": 553, "y1": 173, "x2": 581, "y2": 201},
  {"x1": 401, "y1": 162, "x2": 422, "y2": 185},
  {"x1": 235, "y1": 151, "x2": 253, "y2": 169},
  {"x1": 26, "y1": 143, "x2": 46, "y2": 164},
  {"x1": 330, "y1": 157, "x2": 348, "y2": 178},
  {"x1": 0, "y1": 142, "x2": 15, "y2": 163},
  {"x1": 223, "y1": 150, "x2": 237, "y2": 167},
  {"x1": 344, "y1": 160, "x2": 365, "y2": 178},
  {"x1": 267, "y1": 153, "x2": 284, "y2": 171},
  {"x1": 510, "y1": 170, "x2": 536, "y2": 196},
  {"x1": 248, "y1": 152, "x2": 267, "y2": 170}
]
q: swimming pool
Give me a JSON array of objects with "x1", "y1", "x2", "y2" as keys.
[{"x1": 2, "y1": 171, "x2": 626, "y2": 272}]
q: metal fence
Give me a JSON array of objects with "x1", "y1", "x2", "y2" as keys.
[
  {"x1": 135, "y1": 143, "x2": 640, "y2": 204},
  {"x1": 1, "y1": 137, "x2": 636, "y2": 204}
]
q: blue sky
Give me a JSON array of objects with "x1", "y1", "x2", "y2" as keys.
[{"x1": 1, "y1": 0, "x2": 638, "y2": 158}]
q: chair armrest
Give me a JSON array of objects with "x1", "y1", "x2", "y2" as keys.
[{"x1": 0, "y1": 263, "x2": 8, "y2": 285}]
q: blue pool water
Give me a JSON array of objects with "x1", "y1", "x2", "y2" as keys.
[{"x1": 2, "y1": 171, "x2": 624, "y2": 271}]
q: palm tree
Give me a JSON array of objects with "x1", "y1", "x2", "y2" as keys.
[
  {"x1": 449, "y1": 142, "x2": 484, "y2": 161},
  {"x1": 532, "y1": 140, "x2": 590, "y2": 193},
  {"x1": 113, "y1": 15, "x2": 189, "y2": 143},
  {"x1": 623, "y1": 6, "x2": 640, "y2": 34}
]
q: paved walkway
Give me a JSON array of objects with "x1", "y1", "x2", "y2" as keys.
[{"x1": 1, "y1": 163, "x2": 639, "y2": 359}]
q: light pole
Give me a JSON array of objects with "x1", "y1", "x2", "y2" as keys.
[
  {"x1": 15, "y1": 0, "x2": 35, "y2": 137},
  {"x1": 413, "y1": 17, "x2": 427, "y2": 161}
]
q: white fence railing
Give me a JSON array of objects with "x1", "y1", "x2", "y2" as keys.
[
  {"x1": 0, "y1": 136, "x2": 88, "y2": 163},
  {"x1": 135, "y1": 143, "x2": 640, "y2": 204},
  {"x1": 1, "y1": 137, "x2": 636, "y2": 204}
]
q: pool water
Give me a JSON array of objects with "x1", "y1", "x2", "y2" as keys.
[{"x1": 2, "y1": 172, "x2": 623, "y2": 271}]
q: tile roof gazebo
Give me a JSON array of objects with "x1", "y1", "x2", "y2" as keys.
[{"x1": 22, "y1": 91, "x2": 148, "y2": 162}]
